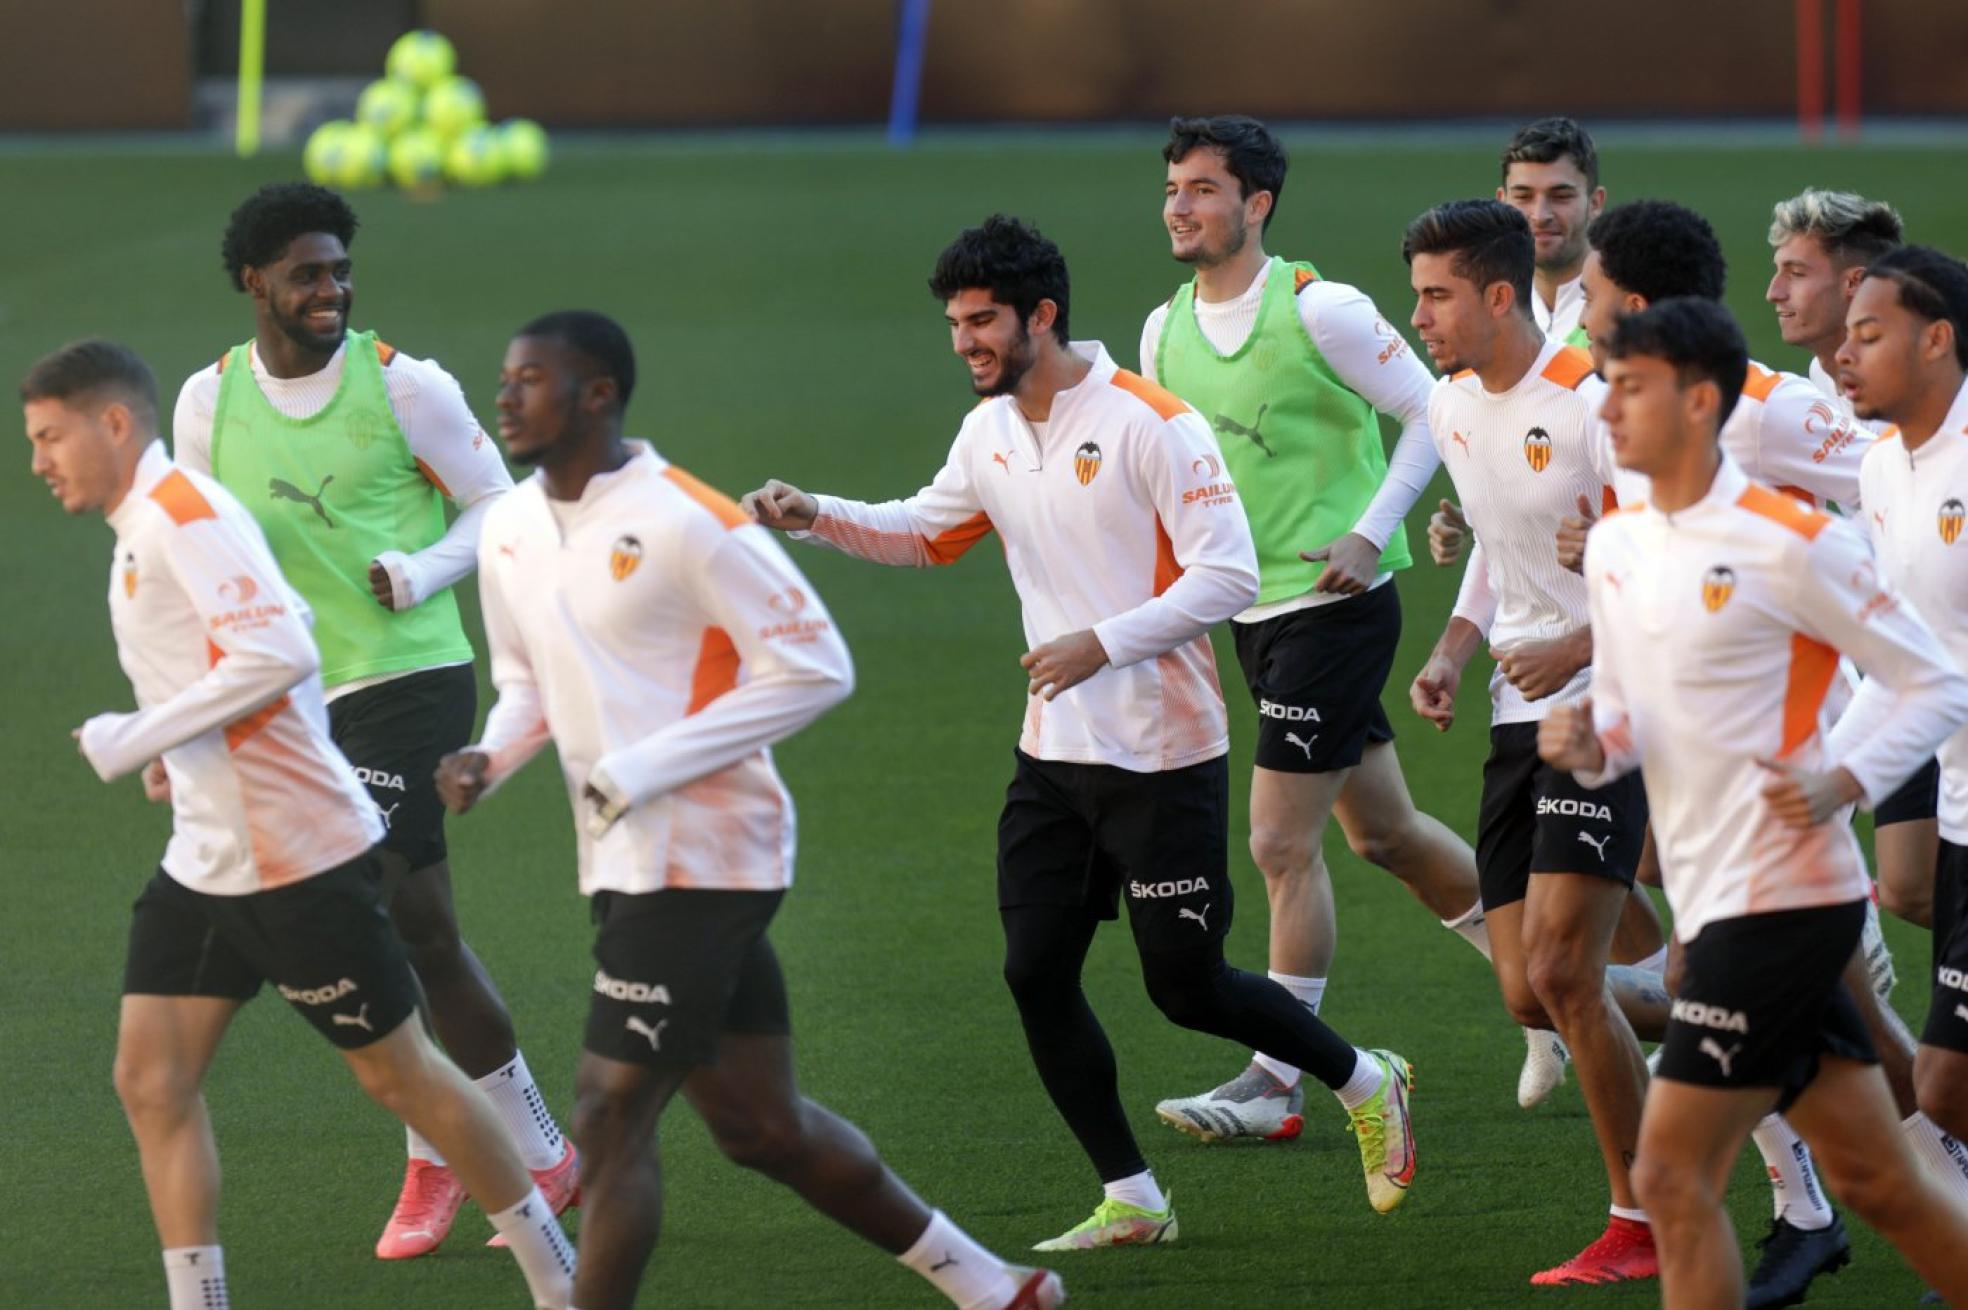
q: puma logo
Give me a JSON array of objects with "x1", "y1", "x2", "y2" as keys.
[
  {"x1": 1699, "y1": 1036, "x2": 1742, "y2": 1078},
  {"x1": 1577, "y1": 831, "x2": 1610, "y2": 861},
  {"x1": 992, "y1": 450, "x2": 1012, "y2": 474},
  {"x1": 1451, "y1": 430, "x2": 1470, "y2": 455},
  {"x1": 270, "y1": 475, "x2": 335, "y2": 528},
  {"x1": 626, "y1": 1015, "x2": 669, "y2": 1052},
  {"x1": 377, "y1": 801, "x2": 401, "y2": 830},
  {"x1": 1178, "y1": 904, "x2": 1211, "y2": 931},
  {"x1": 1284, "y1": 731, "x2": 1318, "y2": 760},
  {"x1": 1213, "y1": 404, "x2": 1274, "y2": 457},
  {"x1": 928, "y1": 1252, "x2": 960, "y2": 1273},
  {"x1": 331, "y1": 1003, "x2": 373, "y2": 1033}
]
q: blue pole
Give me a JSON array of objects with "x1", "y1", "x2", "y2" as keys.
[{"x1": 887, "y1": 0, "x2": 930, "y2": 148}]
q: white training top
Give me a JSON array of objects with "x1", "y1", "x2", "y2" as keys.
[
  {"x1": 798, "y1": 341, "x2": 1259, "y2": 773},
  {"x1": 1533, "y1": 274, "x2": 1586, "y2": 344},
  {"x1": 80, "y1": 442, "x2": 382, "y2": 895},
  {"x1": 1833, "y1": 376, "x2": 1968, "y2": 843},
  {"x1": 474, "y1": 443, "x2": 853, "y2": 897},
  {"x1": 1138, "y1": 257, "x2": 1439, "y2": 621},
  {"x1": 173, "y1": 336, "x2": 514, "y2": 696},
  {"x1": 1581, "y1": 456, "x2": 1968, "y2": 940},
  {"x1": 1433, "y1": 339, "x2": 1612, "y2": 724}
]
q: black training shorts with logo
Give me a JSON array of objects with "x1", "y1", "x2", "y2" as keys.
[
  {"x1": 1657, "y1": 901, "x2": 1875, "y2": 1112},
  {"x1": 584, "y1": 888, "x2": 790, "y2": 1069},
  {"x1": 1232, "y1": 581, "x2": 1400, "y2": 775},
  {"x1": 1924, "y1": 840, "x2": 1968, "y2": 1054},
  {"x1": 327, "y1": 663, "x2": 476, "y2": 872},
  {"x1": 122, "y1": 850, "x2": 419, "y2": 1050},
  {"x1": 1476, "y1": 721, "x2": 1646, "y2": 909},
  {"x1": 1877, "y1": 757, "x2": 1941, "y2": 827},
  {"x1": 997, "y1": 748, "x2": 1232, "y2": 953}
]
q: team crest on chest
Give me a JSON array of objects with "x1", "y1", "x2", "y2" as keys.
[
  {"x1": 1073, "y1": 442, "x2": 1102, "y2": 485},
  {"x1": 1701, "y1": 565, "x2": 1736, "y2": 613},
  {"x1": 121, "y1": 552, "x2": 138, "y2": 599},
  {"x1": 1941, "y1": 499, "x2": 1965, "y2": 545},
  {"x1": 1523, "y1": 426, "x2": 1552, "y2": 473},
  {"x1": 609, "y1": 534, "x2": 644, "y2": 581}
]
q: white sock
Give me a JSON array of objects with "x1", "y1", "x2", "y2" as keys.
[
  {"x1": 1904, "y1": 1111, "x2": 1968, "y2": 1202},
  {"x1": 487, "y1": 1185, "x2": 577, "y2": 1310},
  {"x1": 1102, "y1": 1169, "x2": 1167, "y2": 1213},
  {"x1": 1333, "y1": 1048, "x2": 1386, "y2": 1110},
  {"x1": 1443, "y1": 900, "x2": 1493, "y2": 961},
  {"x1": 1609, "y1": 1203, "x2": 1649, "y2": 1224},
  {"x1": 1749, "y1": 1114, "x2": 1834, "y2": 1229},
  {"x1": 406, "y1": 1123, "x2": 446, "y2": 1166},
  {"x1": 1633, "y1": 945, "x2": 1669, "y2": 977},
  {"x1": 476, "y1": 1051, "x2": 566, "y2": 1171},
  {"x1": 163, "y1": 1246, "x2": 228, "y2": 1310},
  {"x1": 1251, "y1": 972, "x2": 1326, "y2": 1090},
  {"x1": 899, "y1": 1209, "x2": 1020, "y2": 1310}
]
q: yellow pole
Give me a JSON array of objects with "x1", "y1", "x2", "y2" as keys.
[{"x1": 235, "y1": 0, "x2": 266, "y2": 157}]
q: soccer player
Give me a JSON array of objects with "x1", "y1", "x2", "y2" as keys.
[
  {"x1": 171, "y1": 183, "x2": 575, "y2": 1258},
  {"x1": 1541, "y1": 296, "x2": 1968, "y2": 1310},
  {"x1": 436, "y1": 311, "x2": 1064, "y2": 1310},
  {"x1": 745, "y1": 215, "x2": 1418, "y2": 1247},
  {"x1": 1136, "y1": 114, "x2": 1493, "y2": 1137},
  {"x1": 1497, "y1": 117, "x2": 1605, "y2": 348},
  {"x1": 1403, "y1": 199, "x2": 1662, "y2": 1286},
  {"x1": 1766, "y1": 188, "x2": 1937, "y2": 930},
  {"x1": 1834, "y1": 244, "x2": 1968, "y2": 1173},
  {"x1": 23, "y1": 339, "x2": 576, "y2": 1310}
]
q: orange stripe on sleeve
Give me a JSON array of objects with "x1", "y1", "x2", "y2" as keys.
[
  {"x1": 1109, "y1": 368, "x2": 1192, "y2": 421},
  {"x1": 662, "y1": 465, "x2": 750, "y2": 530},
  {"x1": 149, "y1": 470, "x2": 217, "y2": 525},
  {"x1": 1741, "y1": 363, "x2": 1781, "y2": 403},
  {"x1": 415, "y1": 457, "x2": 452, "y2": 497},
  {"x1": 1736, "y1": 484, "x2": 1830, "y2": 541},
  {"x1": 374, "y1": 339, "x2": 398, "y2": 367},
  {"x1": 224, "y1": 696, "x2": 290, "y2": 750},
  {"x1": 1602, "y1": 486, "x2": 1619, "y2": 514},
  {"x1": 1540, "y1": 345, "x2": 1595, "y2": 391},
  {"x1": 1153, "y1": 515, "x2": 1184, "y2": 596},
  {"x1": 923, "y1": 511, "x2": 993, "y2": 565},
  {"x1": 1293, "y1": 268, "x2": 1319, "y2": 293},
  {"x1": 687, "y1": 626, "x2": 740, "y2": 714},
  {"x1": 1781, "y1": 633, "x2": 1839, "y2": 757}
]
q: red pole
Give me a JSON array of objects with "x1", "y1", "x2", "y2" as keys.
[
  {"x1": 1835, "y1": 0, "x2": 1862, "y2": 140},
  {"x1": 1797, "y1": 0, "x2": 1825, "y2": 143}
]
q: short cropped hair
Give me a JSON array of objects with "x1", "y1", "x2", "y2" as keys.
[
  {"x1": 1163, "y1": 115, "x2": 1288, "y2": 231},
  {"x1": 19, "y1": 338, "x2": 160, "y2": 429},
  {"x1": 1401, "y1": 199, "x2": 1536, "y2": 318},
  {"x1": 1501, "y1": 117, "x2": 1600, "y2": 190},
  {"x1": 221, "y1": 182, "x2": 359, "y2": 292},
  {"x1": 1864, "y1": 245, "x2": 1968, "y2": 370},
  {"x1": 928, "y1": 214, "x2": 1071, "y2": 344},
  {"x1": 1588, "y1": 201, "x2": 1727, "y2": 304},
  {"x1": 516, "y1": 310, "x2": 638, "y2": 411},
  {"x1": 1606, "y1": 297, "x2": 1750, "y2": 428},
  {"x1": 1768, "y1": 188, "x2": 1905, "y2": 267}
]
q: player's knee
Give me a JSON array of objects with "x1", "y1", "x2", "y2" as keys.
[
  {"x1": 1630, "y1": 1150, "x2": 1705, "y2": 1218},
  {"x1": 709, "y1": 1104, "x2": 809, "y2": 1177},
  {"x1": 112, "y1": 1054, "x2": 197, "y2": 1124},
  {"x1": 1002, "y1": 953, "x2": 1074, "y2": 1013},
  {"x1": 1818, "y1": 1148, "x2": 1912, "y2": 1229},
  {"x1": 1916, "y1": 1062, "x2": 1968, "y2": 1136},
  {"x1": 1248, "y1": 826, "x2": 1319, "y2": 883},
  {"x1": 1141, "y1": 955, "x2": 1223, "y2": 1032},
  {"x1": 1343, "y1": 821, "x2": 1409, "y2": 872},
  {"x1": 1877, "y1": 874, "x2": 1929, "y2": 924},
  {"x1": 1524, "y1": 950, "x2": 1595, "y2": 1017}
]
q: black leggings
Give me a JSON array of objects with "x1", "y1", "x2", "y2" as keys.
[{"x1": 1001, "y1": 902, "x2": 1360, "y2": 1183}]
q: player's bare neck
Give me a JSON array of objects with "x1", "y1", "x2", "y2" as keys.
[
  {"x1": 1012, "y1": 343, "x2": 1092, "y2": 424},
  {"x1": 1534, "y1": 263, "x2": 1580, "y2": 313},
  {"x1": 255, "y1": 331, "x2": 334, "y2": 382},
  {"x1": 1193, "y1": 243, "x2": 1269, "y2": 305},
  {"x1": 1648, "y1": 443, "x2": 1721, "y2": 515},
  {"x1": 542, "y1": 436, "x2": 631, "y2": 502},
  {"x1": 1895, "y1": 368, "x2": 1967, "y2": 453},
  {"x1": 1474, "y1": 317, "x2": 1546, "y2": 394}
]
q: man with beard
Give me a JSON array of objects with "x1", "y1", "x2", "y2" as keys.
[
  {"x1": 744, "y1": 215, "x2": 1418, "y2": 1248},
  {"x1": 171, "y1": 183, "x2": 577, "y2": 1258},
  {"x1": 1132, "y1": 115, "x2": 1507, "y2": 1139},
  {"x1": 1498, "y1": 117, "x2": 1606, "y2": 349}
]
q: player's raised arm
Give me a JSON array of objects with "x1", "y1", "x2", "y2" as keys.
[{"x1": 747, "y1": 427, "x2": 993, "y2": 568}]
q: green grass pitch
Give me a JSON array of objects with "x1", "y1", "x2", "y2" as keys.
[{"x1": 3, "y1": 130, "x2": 1964, "y2": 1307}]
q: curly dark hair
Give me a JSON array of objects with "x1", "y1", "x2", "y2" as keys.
[
  {"x1": 1607, "y1": 297, "x2": 1749, "y2": 427},
  {"x1": 1865, "y1": 245, "x2": 1968, "y2": 370},
  {"x1": 1164, "y1": 115, "x2": 1288, "y2": 231},
  {"x1": 1400, "y1": 199, "x2": 1536, "y2": 317},
  {"x1": 927, "y1": 214, "x2": 1070, "y2": 344},
  {"x1": 221, "y1": 182, "x2": 359, "y2": 292},
  {"x1": 1587, "y1": 201, "x2": 1726, "y2": 305}
]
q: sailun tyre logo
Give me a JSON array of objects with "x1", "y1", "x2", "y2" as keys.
[
  {"x1": 1073, "y1": 442, "x2": 1102, "y2": 485},
  {"x1": 768, "y1": 587, "x2": 808, "y2": 615},
  {"x1": 1702, "y1": 566, "x2": 1737, "y2": 613},
  {"x1": 610, "y1": 535, "x2": 643, "y2": 581},
  {"x1": 219, "y1": 575, "x2": 259, "y2": 605},
  {"x1": 1191, "y1": 453, "x2": 1221, "y2": 479},
  {"x1": 1523, "y1": 426, "x2": 1552, "y2": 473}
]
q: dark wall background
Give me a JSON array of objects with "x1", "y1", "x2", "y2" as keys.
[{"x1": 7, "y1": 0, "x2": 1966, "y2": 131}]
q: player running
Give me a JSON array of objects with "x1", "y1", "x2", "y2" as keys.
[
  {"x1": 745, "y1": 215, "x2": 1418, "y2": 1247},
  {"x1": 1497, "y1": 117, "x2": 1605, "y2": 349},
  {"x1": 24, "y1": 339, "x2": 576, "y2": 1310},
  {"x1": 1403, "y1": 199, "x2": 1665, "y2": 1286},
  {"x1": 1541, "y1": 296, "x2": 1968, "y2": 1310},
  {"x1": 437, "y1": 311, "x2": 1064, "y2": 1310},
  {"x1": 171, "y1": 183, "x2": 575, "y2": 1258},
  {"x1": 1136, "y1": 114, "x2": 1492, "y2": 1139}
]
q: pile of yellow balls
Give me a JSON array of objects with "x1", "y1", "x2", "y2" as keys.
[{"x1": 304, "y1": 30, "x2": 549, "y2": 192}]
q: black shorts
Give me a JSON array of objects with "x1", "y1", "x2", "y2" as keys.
[
  {"x1": 1657, "y1": 902, "x2": 1876, "y2": 1112},
  {"x1": 328, "y1": 664, "x2": 476, "y2": 871},
  {"x1": 1232, "y1": 582, "x2": 1399, "y2": 775},
  {"x1": 584, "y1": 888, "x2": 790, "y2": 1069},
  {"x1": 1476, "y1": 721, "x2": 1646, "y2": 909},
  {"x1": 1877, "y1": 757, "x2": 1941, "y2": 827},
  {"x1": 1923, "y1": 840, "x2": 1968, "y2": 1053},
  {"x1": 122, "y1": 852, "x2": 419, "y2": 1050},
  {"x1": 997, "y1": 749, "x2": 1231, "y2": 953}
]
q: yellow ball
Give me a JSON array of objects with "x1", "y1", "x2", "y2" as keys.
[
  {"x1": 303, "y1": 120, "x2": 353, "y2": 186},
  {"x1": 446, "y1": 126, "x2": 506, "y2": 187},
  {"x1": 422, "y1": 76, "x2": 486, "y2": 140},
  {"x1": 355, "y1": 78, "x2": 419, "y2": 139},
  {"x1": 337, "y1": 125, "x2": 389, "y2": 189},
  {"x1": 499, "y1": 118, "x2": 549, "y2": 182},
  {"x1": 387, "y1": 128, "x2": 446, "y2": 190},
  {"x1": 385, "y1": 30, "x2": 455, "y2": 89}
]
